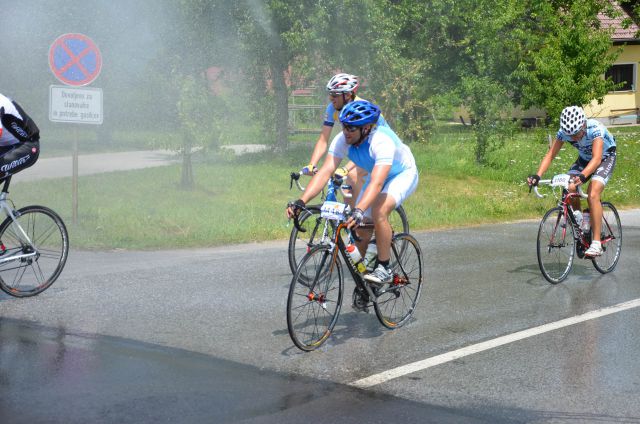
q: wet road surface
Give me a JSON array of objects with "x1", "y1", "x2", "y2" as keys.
[
  {"x1": 0, "y1": 319, "x2": 509, "y2": 424},
  {"x1": 1, "y1": 210, "x2": 639, "y2": 423}
]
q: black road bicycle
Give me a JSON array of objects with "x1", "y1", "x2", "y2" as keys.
[
  {"x1": 286, "y1": 200, "x2": 423, "y2": 351},
  {"x1": 288, "y1": 171, "x2": 409, "y2": 276}
]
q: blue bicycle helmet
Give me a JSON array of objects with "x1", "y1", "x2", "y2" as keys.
[{"x1": 338, "y1": 100, "x2": 380, "y2": 127}]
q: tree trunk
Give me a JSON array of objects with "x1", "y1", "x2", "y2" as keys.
[
  {"x1": 270, "y1": 50, "x2": 289, "y2": 152},
  {"x1": 181, "y1": 133, "x2": 194, "y2": 190}
]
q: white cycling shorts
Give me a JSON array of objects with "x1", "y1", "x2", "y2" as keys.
[{"x1": 358, "y1": 167, "x2": 419, "y2": 217}]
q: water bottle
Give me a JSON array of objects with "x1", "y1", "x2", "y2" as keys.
[
  {"x1": 581, "y1": 209, "x2": 590, "y2": 232},
  {"x1": 363, "y1": 242, "x2": 377, "y2": 272},
  {"x1": 573, "y1": 210, "x2": 583, "y2": 228},
  {"x1": 346, "y1": 244, "x2": 366, "y2": 273}
]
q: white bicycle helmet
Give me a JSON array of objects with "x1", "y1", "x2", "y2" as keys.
[
  {"x1": 326, "y1": 73, "x2": 359, "y2": 93},
  {"x1": 559, "y1": 106, "x2": 586, "y2": 135}
]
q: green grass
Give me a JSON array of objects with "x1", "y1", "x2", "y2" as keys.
[{"x1": 10, "y1": 126, "x2": 640, "y2": 250}]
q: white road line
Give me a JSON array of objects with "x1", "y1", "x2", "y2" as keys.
[{"x1": 350, "y1": 298, "x2": 640, "y2": 389}]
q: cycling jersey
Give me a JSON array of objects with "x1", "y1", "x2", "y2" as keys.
[
  {"x1": 329, "y1": 125, "x2": 417, "y2": 209},
  {"x1": 328, "y1": 125, "x2": 416, "y2": 181},
  {"x1": 323, "y1": 95, "x2": 389, "y2": 128},
  {"x1": 556, "y1": 119, "x2": 616, "y2": 161},
  {"x1": 0, "y1": 93, "x2": 39, "y2": 147},
  {"x1": 0, "y1": 93, "x2": 40, "y2": 177}
]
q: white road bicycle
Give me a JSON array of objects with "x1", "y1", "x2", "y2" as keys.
[{"x1": 0, "y1": 176, "x2": 69, "y2": 297}]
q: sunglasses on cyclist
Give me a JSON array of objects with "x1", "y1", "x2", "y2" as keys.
[
  {"x1": 342, "y1": 124, "x2": 360, "y2": 132},
  {"x1": 329, "y1": 92, "x2": 343, "y2": 98}
]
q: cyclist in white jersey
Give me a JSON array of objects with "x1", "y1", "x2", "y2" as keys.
[
  {"x1": 528, "y1": 106, "x2": 617, "y2": 258},
  {"x1": 0, "y1": 93, "x2": 40, "y2": 179},
  {"x1": 287, "y1": 100, "x2": 418, "y2": 285},
  {"x1": 301, "y1": 73, "x2": 389, "y2": 208}
]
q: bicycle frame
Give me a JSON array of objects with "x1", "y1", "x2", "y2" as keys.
[
  {"x1": 307, "y1": 221, "x2": 407, "y2": 303},
  {"x1": 553, "y1": 190, "x2": 591, "y2": 254},
  {"x1": 0, "y1": 177, "x2": 38, "y2": 265},
  {"x1": 536, "y1": 178, "x2": 617, "y2": 256}
]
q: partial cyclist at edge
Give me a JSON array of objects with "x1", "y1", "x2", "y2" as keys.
[
  {"x1": 301, "y1": 73, "x2": 389, "y2": 207},
  {"x1": 0, "y1": 93, "x2": 40, "y2": 178},
  {"x1": 287, "y1": 100, "x2": 418, "y2": 286},
  {"x1": 528, "y1": 105, "x2": 617, "y2": 258}
]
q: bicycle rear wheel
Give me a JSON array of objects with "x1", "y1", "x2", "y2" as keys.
[
  {"x1": 287, "y1": 244, "x2": 343, "y2": 351},
  {"x1": 0, "y1": 205, "x2": 69, "y2": 297},
  {"x1": 537, "y1": 207, "x2": 574, "y2": 284},
  {"x1": 374, "y1": 233, "x2": 423, "y2": 329},
  {"x1": 592, "y1": 202, "x2": 622, "y2": 274}
]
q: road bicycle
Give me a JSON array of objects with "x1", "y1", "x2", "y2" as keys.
[
  {"x1": 532, "y1": 174, "x2": 622, "y2": 284},
  {"x1": 288, "y1": 170, "x2": 409, "y2": 276},
  {"x1": 286, "y1": 199, "x2": 423, "y2": 351},
  {"x1": 0, "y1": 175, "x2": 69, "y2": 297}
]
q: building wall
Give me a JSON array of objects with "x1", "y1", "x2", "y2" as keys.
[{"x1": 586, "y1": 44, "x2": 640, "y2": 124}]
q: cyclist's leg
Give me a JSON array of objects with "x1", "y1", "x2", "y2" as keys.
[
  {"x1": 352, "y1": 176, "x2": 373, "y2": 254},
  {"x1": 372, "y1": 168, "x2": 419, "y2": 262},
  {"x1": 567, "y1": 157, "x2": 588, "y2": 211},
  {"x1": 0, "y1": 140, "x2": 40, "y2": 174},
  {"x1": 587, "y1": 153, "x2": 616, "y2": 244}
]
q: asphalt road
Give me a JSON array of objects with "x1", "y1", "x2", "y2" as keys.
[{"x1": 1, "y1": 210, "x2": 639, "y2": 423}]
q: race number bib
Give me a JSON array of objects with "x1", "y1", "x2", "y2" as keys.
[
  {"x1": 551, "y1": 174, "x2": 571, "y2": 188},
  {"x1": 320, "y1": 201, "x2": 348, "y2": 220}
]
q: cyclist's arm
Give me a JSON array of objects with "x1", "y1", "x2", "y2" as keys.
[
  {"x1": 355, "y1": 164, "x2": 392, "y2": 211},
  {"x1": 308, "y1": 125, "x2": 333, "y2": 167},
  {"x1": 299, "y1": 154, "x2": 341, "y2": 204},
  {"x1": 535, "y1": 138, "x2": 563, "y2": 177}
]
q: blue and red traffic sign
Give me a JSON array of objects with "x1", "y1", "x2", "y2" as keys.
[{"x1": 49, "y1": 33, "x2": 102, "y2": 86}]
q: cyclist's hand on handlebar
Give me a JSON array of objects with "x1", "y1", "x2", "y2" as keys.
[
  {"x1": 346, "y1": 208, "x2": 364, "y2": 229},
  {"x1": 301, "y1": 164, "x2": 317, "y2": 176},
  {"x1": 527, "y1": 174, "x2": 540, "y2": 193},
  {"x1": 286, "y1": 199, "x2": 305, "y2": 219},
  {"x1": 571, "y1": 173, "x2": 586, "y2": 186},
  {"x1": 334, "y1": 166, "x2": 349, "y2": 178}
]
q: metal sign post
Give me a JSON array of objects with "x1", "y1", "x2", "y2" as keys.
[
  {"x1": 72, "y1": 137, "x2": 79, "y2": 224},
  {"x1": 48, "y1": 33, "x2": 103, "y2": 224}
]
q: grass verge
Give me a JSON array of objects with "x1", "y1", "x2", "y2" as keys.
[{"x1": 11, "y1": 126, "x2": 639, "y2": 250}]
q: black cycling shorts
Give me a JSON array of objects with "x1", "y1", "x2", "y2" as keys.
[
  {"x1": 0, "y1": 140, "x2": 40, "y2": 178},
  {"x1": 568, "y1": 152, "x2": 616, "y2": 186}
]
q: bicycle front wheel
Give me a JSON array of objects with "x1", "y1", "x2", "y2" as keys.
[
  {"x1": 288, "y1": 206, "x2": 327, "y2": 275},
  {"x1": 374, "y1": 233, "x2": 423, "y2": 329},
  {"x1": 592, "y1": 202, "x2": 622, "y2": 274},
  {"x1": 287, "y1": 244, "x2": 343, "y2": 351},
  {"x1": 537, "y1": 207, "x2": 574, "y2": 284},
  {"x1": 0, "y1": 205, "x2": 69, "y2": 297}
]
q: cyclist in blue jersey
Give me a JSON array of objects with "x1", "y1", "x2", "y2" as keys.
[
  {"x1": 288, "y1": 100, "x2": 418, "y2": 285},
  {"x1": 302, "y1": 73, "x2": 389, "y2": 208},
  {"x1": 528, "y1": 106, "x2": 617, "y2": 258}
]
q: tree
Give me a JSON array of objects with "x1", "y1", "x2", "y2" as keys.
[
  {"x1": 231, "y1": 0, "x2": 327, "y2": 152},
  {"x1": 516, "y1": 1, "x2": 621, "y2": 121},
  {"x1": 389, "y1": 0, "x2": 621, "y2": 163}
]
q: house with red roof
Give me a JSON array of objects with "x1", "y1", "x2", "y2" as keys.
[{"x1": 586, "y1": 1, "x2": 640, "y2": 124}]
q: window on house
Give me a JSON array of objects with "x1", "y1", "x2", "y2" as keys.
[{"x1": 606, "y1": 63, "x2": 636, "y2": 91}]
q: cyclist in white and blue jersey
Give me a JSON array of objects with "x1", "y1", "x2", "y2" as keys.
[
  {"x1": 288, "y1": 100, "x2": 418, "y2": 285},
  {"x1": 301, "y1": 74, "x2": 389, "y2": 210},
  {"x1": 528, "y1": 106, "x2": 617, "y2": 258}
]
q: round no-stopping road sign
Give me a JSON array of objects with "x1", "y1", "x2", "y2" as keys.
[{"x1": 49, "y1": 33, "x2": 102, "y2": 86}]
